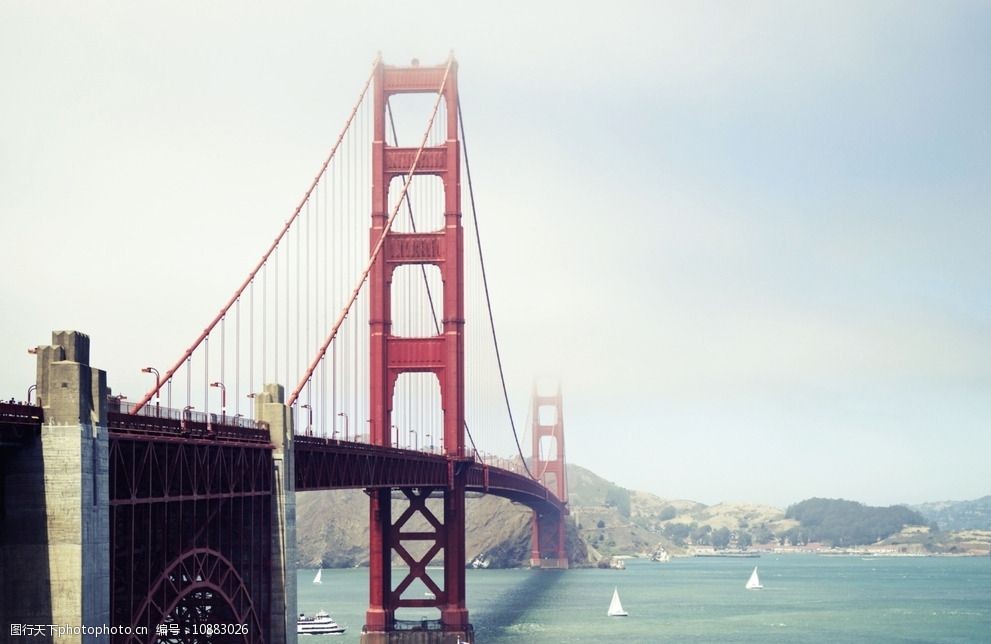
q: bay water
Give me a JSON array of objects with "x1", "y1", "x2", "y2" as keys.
[{"x1": 297, "y1": 555, "x2": 991, "y2": 642}]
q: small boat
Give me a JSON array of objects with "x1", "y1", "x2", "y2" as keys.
[
  {"x1": 297, "y1": 610, "x2": 345, "y2": 635},
  {"x1": 745, "y1": 566, "x2": 763, "y2": 590},
  {"x1": 650, "y1": 548, "x2": 671, "y2": 563},
  {"x1": 607, "y1": 587, "x2": 628, "y2": 617},
  {"x1": 312, "y1": 569, "x2": 323, "y2": 585},
  {"x1": 470, "y1": 554, "x2": 490, "y2": 569}
]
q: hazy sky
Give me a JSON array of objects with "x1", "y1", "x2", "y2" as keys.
[{"x1": 2, "y1": 2, "x2": 989, "y2": 508}]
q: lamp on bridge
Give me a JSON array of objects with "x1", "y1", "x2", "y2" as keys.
[
  {"x1": 425, "y1": 432, "x2": 432, "y2": 453},
  {"x1": 337, "y1": 411, "x2": 348, "y2": 441},
  {"x1": 141, "y1": 366, "x2": 162, "y2": 412},
  {"x1": 246, "y1": 392, "x2": 256, "y2": 420},
  {"x1": 209, "y1": 381, "x2": 226, "y2": 421},
  {"x1": 409, "y1": 429, "x2": 418, "y2": 451},
  {"x1": 300, "y1": 403, "x2": 313, "y2": 436},
  {"x1": 27, "y1": 384, "x2": 36, "y2": 405},
  {"x1": 391, "y1": 424, "x2": 398, "y2": 448}
]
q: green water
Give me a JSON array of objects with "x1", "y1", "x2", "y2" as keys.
[{"x1": 297, "y1": 556, "x2": 991, "y2": 643}]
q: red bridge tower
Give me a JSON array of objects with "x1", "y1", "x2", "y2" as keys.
[{"x1": 364, "y1": 56, "x2": 472, "y2": 643}]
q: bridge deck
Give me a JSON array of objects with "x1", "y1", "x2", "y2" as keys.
[
  {"x1": 2, "y1": 406, "x2": 564, "y2": 513},
  {"x1": 0, "y1": 402, "x2": 42, "y2": 446}
]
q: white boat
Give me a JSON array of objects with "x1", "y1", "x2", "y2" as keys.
[
  {"x1": 745, "y1": 566, "x2": 763, "y2": 590},
  {"x1": 607, "y1": 587, "x2": 628, "y2": 617},
  {"x1": 651, "y1": 548, "x2": 671, "y2": 563},
  {"x1": 312, "y1": 569, "x2": 322, "y2": 584},
  {"x1": 470, "y1": 554, "x2": 490, "y2": 569},
  {"x1": 297, "y1": 611, "x2": 345, "y2": 635}
]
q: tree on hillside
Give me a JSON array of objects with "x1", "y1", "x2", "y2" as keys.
[
  {"x1": 712, "y1": 527, "x2": 731, "y2": 549},
  {"x1": 663, "y1": 522, "x2": 691, "y2": 545},
  {"x1": 604, "y1": 486, "x2": 631, "y2": 518},
  {"x1": 691, "y1": 524, "x2": 712, "y2": 546},
  {"x1": 737, "y1": 531, "x2": 753, "y2": 549},
  {"x1": 785, "y1": 498, "x2": 926, "y2": 546}
]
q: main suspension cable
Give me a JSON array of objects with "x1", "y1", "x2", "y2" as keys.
[
  {"x1": 458, "y1": 98, "x2": 533, "y2": 479},
  {"x1": 130, "y1": 54, "x2": 381, "y2": 415}
]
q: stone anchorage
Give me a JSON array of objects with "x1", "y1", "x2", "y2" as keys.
[
  {"x1": 0, "y1": 331, "x2": 110, "y2": 644},
  {"x1": 1, "y1": 332, "x2": 301, "y2": 644}
]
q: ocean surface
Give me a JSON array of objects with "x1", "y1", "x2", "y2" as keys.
[{"x1": 296, "y1": 555, "x2": 991, "y2": 643}]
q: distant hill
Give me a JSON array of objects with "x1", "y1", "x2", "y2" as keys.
[
  {"x1": 784, "y1": 498, "x2": 926, "y2": 546},
  {"x1": 566, "y1": 463, "x2": 795, "y2": 556},
  {"x1": 912, "y1": 496, "x2": 991, "y2": 531},
  {"x1": 294, "y1": 463, "x2": 989, "y2": 567}
]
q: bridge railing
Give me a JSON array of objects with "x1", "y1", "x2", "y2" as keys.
[
  {"x1": 293, "y1": 435, "x2": 567, "y2": 513},
  {"x1": 107, "y1": 399, "x2": 270, "y2": 443},
  {"x1": 0, "y1": 401, "x2": 43, "y2": 425},
  {"x1": 475, "y1": 451, "x2": 529, "y2": 477}
]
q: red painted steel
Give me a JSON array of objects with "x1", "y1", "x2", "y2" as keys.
[
  {"x1": 109, "y1": 425, "x2": 272, "y2": 643},
  {"x1": 293, "y1": 436, "x2": 565, "y2": 514},
  {"x1": 287, "y1": 58, "x2": 452, "y2": 408},
  {"x1": 530, "y1": 385, "x2": 570, "y2": 565},
  {"x1": 366, "y1": 55, "x2": 471, "y2": 634},
  {"x1": 102, "y1": 413, "x2": 565, "y2": 643}
]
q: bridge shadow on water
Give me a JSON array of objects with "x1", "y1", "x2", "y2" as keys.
[{"x1": 471, "y1": 569, "x2": 565, "y2": 641}]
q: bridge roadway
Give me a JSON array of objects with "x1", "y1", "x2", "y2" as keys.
[{"x1": 2, "y1": 402, "x2": 564, "y2": 515}]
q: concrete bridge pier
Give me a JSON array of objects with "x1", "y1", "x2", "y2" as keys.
[
  {"x1": 0, "y1": 331, "x2": 109, "y2": 643},
  {"x1": 256, "y1": 383, "x2": 298, "y2": 644}
]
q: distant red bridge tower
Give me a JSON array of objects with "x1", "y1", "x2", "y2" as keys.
[{"x1": 530, "y1": 383, "x2": 570, "y2": 569}]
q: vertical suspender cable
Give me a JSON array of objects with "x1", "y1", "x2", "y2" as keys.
[{"x1": 129, "y1": 57, "x2": 378, "y2": 414}]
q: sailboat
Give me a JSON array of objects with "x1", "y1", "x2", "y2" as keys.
[
  {"x1": 312, "y1": 569, "x2": 323, "y2": 585},
  {"x1": 745, "y1": 566, "x2": 763, "y2": 590},
  {"x1": 607, "y1": 587, "x2": 628, "y2": 617}
]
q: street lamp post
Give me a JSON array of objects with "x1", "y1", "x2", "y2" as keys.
[
  {"x1": 246, "y1": 393, "x2": 256, "y2": 420},
  {"x1": 391, "y1": 425, "x2": 398, "y2": 448},
  {"x1": 425, "y1": 433, "x2": 432, "y2": 453},
  {"x1": 337, "y1": 412, "x2": 349, "y2": 441},
  {"x1": 409, "y1": 429, "x2": 418, "y2": 451},
  {"x1": 27, "y1": 384, "x2": 36, "y2": 405},
  {"x1": 210, "y1": 382, "x2": 226, "y2": 421},
  {"x1": 141, "y1": 366, "x2": 161, "y2": 413},
  {"x1": 300, "y1": 404, "x2": 313, "y2": 436}
]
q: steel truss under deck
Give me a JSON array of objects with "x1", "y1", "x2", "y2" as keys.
[{"x1": 108, "y1": 417, "x2": 272, "y2": 644}]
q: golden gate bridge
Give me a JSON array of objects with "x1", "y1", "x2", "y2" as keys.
[{"x1": 0, "y1": 55, "x2": 569, "y2": 644}]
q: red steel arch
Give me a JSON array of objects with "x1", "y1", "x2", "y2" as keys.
[
  {"x1": 125, "y1": 548, "x2": 263, "y2": 644},
  {"x1": 108, "y1": 420, "x2": 273, "y2": 643}
]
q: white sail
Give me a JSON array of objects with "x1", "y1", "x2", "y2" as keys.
[
  {"x1": 607, "y1": 587, "x2": 628, "y2": 617},
  {"x1": 745, "y1": 566, "x2": 763, "y2": 590},
  {"x1": 313, "y1": 569, "x2": 323, "y2": 585}
]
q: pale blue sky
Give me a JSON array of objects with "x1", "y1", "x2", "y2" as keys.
[{"x1": 2, "y1": 2, "x2": 988, "y2": 507}]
